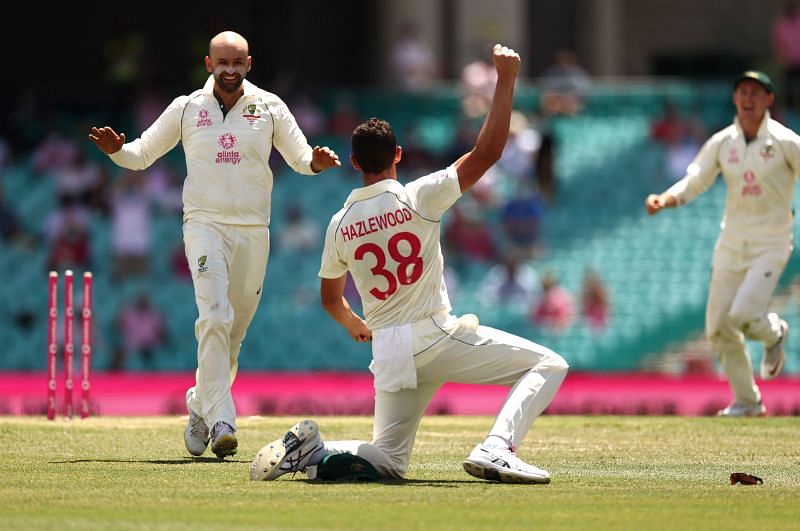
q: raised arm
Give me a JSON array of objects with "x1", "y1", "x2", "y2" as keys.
[
  {"x1": 320, "y1": 275, "x2": 372, "y2": 342},
  {"x1": 455, "y1": 44, "x2": 521, "y2": 193}
]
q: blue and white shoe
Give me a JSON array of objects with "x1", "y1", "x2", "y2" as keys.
[
  {"x1": 184, "y1": 408, "x2": 210, "y2": 456},
  {"x1": 761, "y1": 315, "x2": 788, "y2": 381},
  {"x1": 463, "y1": 444, "x2": 550, "y2": 484},
  {"x1": 250, "y1": 420, "x2": 322, "y2": 481},
  {"x1": 210, "y1": 421, "x2": 238, "y2": 458}
]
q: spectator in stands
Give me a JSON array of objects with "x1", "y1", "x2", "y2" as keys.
[
  {"x1": 0, "y1": 184, "x2": 23, "y2": 244},
  {"x1": 52, "y1": 150, "x2": 104, "y2": 207},
  {"x1": 328, "y1": 94, "x2": 360, "y2": 137},
  {"x1": 114, "y1": 292, "x2": 167, "y2": 370},
  {"x1": 651, "y1": 101, "x2": 706, "y2": 182},
  {"x1": 32, "y1": 132, "x2": 77, "y2": 176},
  {"x1": 290, "y1": 94, "x2": 327, "y2": 139},
  {"x1": 444, "y1": 202, "x2": 497, "y2": 268},
  {"x1": 500, "y1": 183, "x2": 545, "y2": 259},
  {"x1": 539, "y1": 49, "x2": 591, "y2": 117},
  {"x1": 479, "y1": 252, "x2": 541, "y2": 309},
  {"x1": 390, "y1": 22, "x2": 439, "y2": 92},
  {"x1": 277, "y1": 202, "x2": 319, "y2": 254},
  {"x1": 534, "y1": 130, "x2": 557, "y2": 203},
  {"x1": 459, "y1": 45, "x2": 497, "y2": 118},
  {"x1": 142, "y1": 162, "x2": 182, "y2": 216},
  {"x1": 170, "y1": 239, "x2": 192, "y2": 282},
  {"x1": 47, "y1": 214, "x2": 90, "y2": 272},
  {"x1": 645, "y1": 71, "x2": 792, "y2": 417},
  {"x1": 110, "y1": 172, "x2": 152, "y2": 280},
  {"x1": 497, "y1": 111, "x2": 540, "y2": 184},
  {"x1": 531, "y1": 271, "x2": 575, "y2": 330},
  {"x1": 580, "y1": 268, "x2": 609, "y2": 331},
  {"x1": 772, "y1": 2, "x2": 800, "y2": 113}
]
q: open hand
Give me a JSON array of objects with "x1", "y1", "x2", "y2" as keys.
[{"x1": 88, "y1": 126, "x2": 125, "y2": 155}]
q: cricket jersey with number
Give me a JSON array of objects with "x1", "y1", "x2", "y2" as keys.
[
  {"x1": 666, "y1": 111, "x2": 800, "y2": 238},
  {"x1": 319, "y1": 166, "x2": 462, "y2": 330},
  {"x1": 109, "y1": 75, "x2": 317, "y2": 226}
]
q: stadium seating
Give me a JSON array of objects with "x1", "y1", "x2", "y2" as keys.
[{"x1": 2, "y1": 81, "x2": 797, "y2": 374}]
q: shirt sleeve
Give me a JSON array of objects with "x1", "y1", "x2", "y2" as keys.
[
  {"x1": 778, "y1": 130, "x2": 800, "y2": 179},
  {"x1": 664, "y1": 135, "x2": 721, "y2": 205},
  {"x1": 319, "y1": 215, "x2": 349, "y2": 279},
  {"x1": 404, "y1": 165, "x2": 462, "y2": 220},
  {"x1": 270, "y1": 96, "x2": 316, "y2": 175},
  {"x1": 108, "y1": 96, "x2": 185, "y2": 170}
]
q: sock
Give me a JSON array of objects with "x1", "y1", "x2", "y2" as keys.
[{"x1": 483, "y1": 435, "x2": 511, "y2": 450}]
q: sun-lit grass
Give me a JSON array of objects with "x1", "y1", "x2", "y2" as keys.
[{"x1": 1, "y1": 416, "x2": 798, "y2": 530}]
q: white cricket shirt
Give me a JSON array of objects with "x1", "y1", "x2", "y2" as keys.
[
  {"x1": 666, "y1": 111, "x2": 800, "y2": 238},
  {"x1": 319, "y1": 166, "x2": 462, "y2": 330},
  {"x1": 109, "y1": 76, "x2": 317, "y2": 226}
]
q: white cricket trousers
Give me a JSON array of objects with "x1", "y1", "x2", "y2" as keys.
[
  {"x1": 324, "y1": 312, "x2": 569, "y2": 478},
  {"x1": 183, "y1": 220, "x2": 269, "y2": 430},
  {"x1": 706, "y1": 233, "x2": 791, "y2": 407}
]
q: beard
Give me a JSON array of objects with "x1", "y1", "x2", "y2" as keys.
[{"x1": 213, "y1": 66, "x2": 247, "y2": 93}]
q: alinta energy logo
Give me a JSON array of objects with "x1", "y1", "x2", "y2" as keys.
[
  {"x1": 216, "y1": 133, "x2": 241, "y2": 164},
  {"x1": 196, "y1": 108, "x2": 212, "y2": 127}
]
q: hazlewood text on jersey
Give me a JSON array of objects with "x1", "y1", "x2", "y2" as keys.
[{"x1": 341, "y1": 208, "x2": 413, "y2": 242}]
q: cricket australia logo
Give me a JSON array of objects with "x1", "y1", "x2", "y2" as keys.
[
  {"x1": 197, "y1": 255, "x2": 208, "y2": 273},
  {"x1": 216, "y1": 133, "x2": 241, "y2": 165},
  {"x1": 759, "y1": 142, "x2": 775, "y2": 163},
  {"x1": 242, "y1": 103, "x2": 261, "y2": 125},
  {"x1": 196, "y1": 108, "x2": 212, "y2": 127}
]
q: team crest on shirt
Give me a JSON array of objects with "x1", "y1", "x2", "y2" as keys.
[
  {"x1": 216, "y1": 133, "x2": 241, "y2": 164},
  {"x1": 242, "y1": 103, "x2": 261, "y2": 125},
  {"x1": 760, "y1": 141, "x2": 775, "y2": 162},
  {"x1": 197, "y1": 255, "x2": 208, "y2": 273},
  {"x1": 728, "y1": 148, "x2": 739, "y2": 164},
  {"x1": 196, "y1": 109, "x2": 213, "y2": 127}
]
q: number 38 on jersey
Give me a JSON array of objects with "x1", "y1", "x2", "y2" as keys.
[{"x1": 354, "y1": 231, "x2": 424, "y2": 300}]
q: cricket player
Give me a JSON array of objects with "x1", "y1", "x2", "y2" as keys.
[
  {"x1": 645, "y1": 71, "x2": 796, "y2": 416},
  {"x1": 251, "y1": 45, "x2": 569, "y2": 484},
  {"x1": 89, "y1": 31, "x2": 340, "y2": 457}
]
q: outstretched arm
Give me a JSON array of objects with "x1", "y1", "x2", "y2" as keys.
[
  {"x1": 455, "y1": 44, "x2": 520, "y2": 193},
  {"x1": 320, "y1": 275, "x2": 372, "y2": 342}
]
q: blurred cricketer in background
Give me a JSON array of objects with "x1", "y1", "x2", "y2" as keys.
[
  {"x1": 251, "y1": 45, "x2": 569, "y2": 484},
  {"x1": 646, "y1": 71, "x2": 798, "y2": 417},
  {"x1": 89, "y1": 31, "x2": 340, "y2": 457}
]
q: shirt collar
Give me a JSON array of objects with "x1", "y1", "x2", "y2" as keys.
[
  {"x1": 344, "y1": 179, "x2": 404, "y2": 208},
  {"x1": 733, "y1": 110, "x2": 770, "y2": 140}
]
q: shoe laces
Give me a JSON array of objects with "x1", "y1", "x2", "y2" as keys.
[{"x1": 189, "y1": 415, "x2": 208, "y2": 439}]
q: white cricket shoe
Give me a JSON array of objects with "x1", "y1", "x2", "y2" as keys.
[
  {"x1": 210, "y1": 421, "x2": 238, "y2": 458},
  {"x1": 761, "y1": 315, "x2": 788, "y2": 381},
  {"x1": 184, "y1": 408, "x2": 210, "y2": 456},
  {"x1": 250, "y1": 420, "x2": 322, "y2": 481},
  {"x1": 716, "y1": 402, "x2": 766, "y2": 417},
  {"x1": 463, "y1": 444, "x2": 551, "y2": 484}
]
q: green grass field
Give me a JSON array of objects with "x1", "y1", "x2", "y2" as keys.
[{"x1": 1, "y1": 415, "x2": 798, "y2": 530}]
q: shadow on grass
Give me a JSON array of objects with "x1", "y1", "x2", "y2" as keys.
[
  {"x1": 50, "y1": 457, "x2": 251, "y2": 464},
  {"x1": 300, "y1": 478, "x2": 490, "y2": 487}
]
